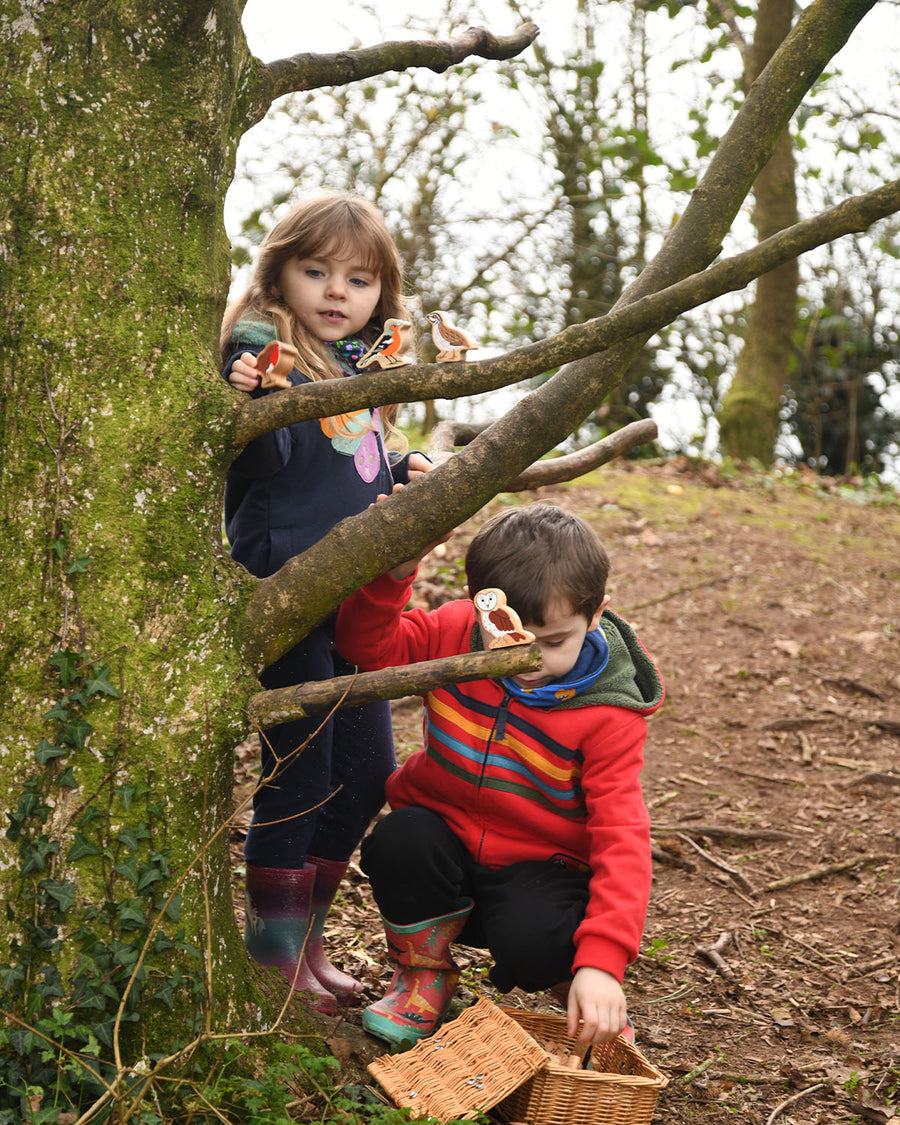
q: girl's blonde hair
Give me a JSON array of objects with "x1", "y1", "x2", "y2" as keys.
[{"x1": 221, "y1": 192, "x2": 407, "y2": 431}]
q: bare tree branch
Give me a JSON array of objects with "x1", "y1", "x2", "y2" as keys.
[
  {"x1": 428, "y1": 418, "x2": 659, "y2": 489},
  {"x1": 247, "y1": 645, "x2": 542, "y2": 727},
  {"x1": 264, "y1": 23, "x2": 540, "y2": 99},
  {"x1": 706, "y1": 0, "x2": 751, "y2": 64},
  {"x1": 230, "y1": 176, "x2": 900, "y2": 449}
]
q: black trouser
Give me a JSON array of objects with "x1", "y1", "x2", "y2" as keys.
[
  {"x1": 360, "y1": 805, "x2": 590, "y2": 993},
  {"x1": 244, "y1": 618, "x2": 395, "y2": 867}
]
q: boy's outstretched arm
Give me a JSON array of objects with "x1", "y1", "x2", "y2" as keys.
[
  {"x1": 567, "y1": 966, "x2": 629, "y2": 1045},
  {"x1": 368, "y1": 485, "x2": 452, "y2": 580}
]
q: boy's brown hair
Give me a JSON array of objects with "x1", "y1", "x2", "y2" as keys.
[{"x1": 465, "y1": 503, "x2": 610, "y2": 626}]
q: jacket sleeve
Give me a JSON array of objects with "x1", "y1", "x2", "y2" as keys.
[
  {"x1": 571, "y1": 709, "x2": 652, "y2": 981},
  {"x1": 222, "y1": 342, "x2": 293, "y2": 478},
  {"x1": 388, "y1": 450, "x2": 430, "y2": 486},
  {"x1": 336, "y1": 573, "x2": 463, "y2": 669}
]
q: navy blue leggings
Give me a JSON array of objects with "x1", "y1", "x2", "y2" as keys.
[
  {"x1": 243, "y1": 618, "x2": 396, "y2": 868},
  {"x1": 360, "y1": 805, "x2": 590, "y2": 993}
]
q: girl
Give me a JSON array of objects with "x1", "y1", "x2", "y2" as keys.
[{"x1": 221, "y1": 192, "x2": 429, "y2": 1012}]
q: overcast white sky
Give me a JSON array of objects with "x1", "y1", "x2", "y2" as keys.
[{"x1": 240, "y1": 0, "x2": 900, "y2": 74}]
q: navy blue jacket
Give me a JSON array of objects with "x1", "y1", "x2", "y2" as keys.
[{"x1": 223, "y1": 323, "x2": 410, "y2": 579}]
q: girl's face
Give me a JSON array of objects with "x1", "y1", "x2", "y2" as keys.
[{"x1": 277, "y1": 251, "x2": 382, "y2": 342}]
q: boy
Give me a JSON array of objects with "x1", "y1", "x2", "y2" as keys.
[{"x1": 335, "y1": 503, "x2": 664, "y2": 1047}]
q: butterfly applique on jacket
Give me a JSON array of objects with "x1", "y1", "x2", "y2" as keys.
[{"x1": 320, "y1": 338, "x2": 384, "y2": 483}]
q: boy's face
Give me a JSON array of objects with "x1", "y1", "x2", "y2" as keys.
[{"x1": 493, "y1": 595, "x2": 609, "y2": 689}]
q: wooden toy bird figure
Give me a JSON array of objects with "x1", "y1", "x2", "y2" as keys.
[
  {"x1": 357, "y1": 319, "x2": 412, "y2": 370},
  {"x1": 254, "y1": 340, "x2": 299, "y2": 389},
  {"x1": 426, "y1": 311, "x2": 479, "y2": 362},
  {"x1": 473, "y1": 588, "x2": 536, "y2": 648}
]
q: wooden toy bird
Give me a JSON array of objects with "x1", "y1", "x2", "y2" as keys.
[
  {"x1": 473, "y1": 588, "x2": 535, "y2": 648},
  {"x1": 254, "y1": 340, "x2": 299, "y2": 389},
  {"x1": 357, "y1": 318, "x2": 412, "y2": 370},
  {"x1": 426, "y1": 311, "x2": 479, "y2": 362}
]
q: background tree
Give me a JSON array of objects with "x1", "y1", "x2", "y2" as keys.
[
  {"x1": 788, "y1": 263, "x2": 900, "y2": 475},
  {"x1": 504, "y1": 0, "x2": 669, "y2": 444},
  {"x1": 1, "y1": 0, "x2": 898, "y2": 1117},
  {"x1": 713, "y1": 0, "x2": 800, "y2": 463},
  {"x1": 782, "y1": 59, "x2": 900, "y2": 474}
]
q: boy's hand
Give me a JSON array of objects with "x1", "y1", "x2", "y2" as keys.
[
  {"x1": 368, "y1": 486, "x2": 452, "y2": 579},
  {"x1": 567, "y1": 967, "x2": 628, "y2": 1045},
  {"x1": 227, "y1": 352, "x2": 262, "y2": 392}
]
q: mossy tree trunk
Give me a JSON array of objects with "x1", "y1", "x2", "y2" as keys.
[
  {"x1": 717, "y1": 0, "x2": 801, "y2": 464},
  {"x1": 0, "y1": 0, "x2": 892, "y2": 1110},
  {"x1": 0, "y1": 1, "x2": 542, "y2": 1097},
  {"x1": 0, "y1": 0, "x2": 261, "y2": 1049}
]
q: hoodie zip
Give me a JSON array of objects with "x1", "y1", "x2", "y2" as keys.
[{"x1": 474, "y1": 689, "x2": 512, "y2": 860}]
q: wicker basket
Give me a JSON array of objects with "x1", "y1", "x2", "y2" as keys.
[
  {"x1": 496, "y1": 1008, "x2": 668, "y2": 1125},
  {"x1": 366, "y1": 997, "x2": 547, "y2": 1120}
]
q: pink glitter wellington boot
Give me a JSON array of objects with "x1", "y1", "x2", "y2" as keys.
[
  {"x1": 302, "y1": 856, "x2": 365, "y2": 1002},
  {"x1": 243, "y1": 864, "x2": 337, "y2": 1014}
]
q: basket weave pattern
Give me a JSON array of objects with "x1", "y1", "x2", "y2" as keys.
[
  {"x1": 497, "y1": 1008, "x2": 668, "y2": 1125},
  {"x1": 366, "y1": 997, "x2": 547, "y2": 1121}
]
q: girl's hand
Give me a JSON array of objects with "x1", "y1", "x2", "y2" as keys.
[
  {"x1": 406, "y1": 451, "x2": 433, "y2": 480},
  {"x1": 567, "y1": 967, "x2": 628, "y2": 1045},
  {"x1": 227, "y1": 352, "x2": 262, "y2": 393}
]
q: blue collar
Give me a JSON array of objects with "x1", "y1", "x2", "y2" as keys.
[{"x1": 500, "y1": 626, "x2": 610, "y2": 706}]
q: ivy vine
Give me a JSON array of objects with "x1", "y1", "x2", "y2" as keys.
[{"x1": 0, "y1": 641, "x2": 205, "y2": 1122}]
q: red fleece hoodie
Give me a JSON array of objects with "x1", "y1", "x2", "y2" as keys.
[{"x1": 337, "y1": 573, "x2": 665, "y2": 981}]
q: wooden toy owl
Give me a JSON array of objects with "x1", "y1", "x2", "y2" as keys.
[{"x1": 473, "y1": 588, "x2": 536, "y2": 648}]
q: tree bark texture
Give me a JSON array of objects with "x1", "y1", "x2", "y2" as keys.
[{"x1": 0, "y1": 0, "x2": 271, "y2": 1046}]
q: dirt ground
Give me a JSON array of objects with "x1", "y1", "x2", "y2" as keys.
[{"x1": 231, "y1": 461, "x2": 900, "y2": 1124}]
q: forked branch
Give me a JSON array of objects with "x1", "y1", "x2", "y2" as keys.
[{"x1": 428, "y1": 418, "x2": 659, "y2": 489}]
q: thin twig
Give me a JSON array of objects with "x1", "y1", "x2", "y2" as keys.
[
  {"x1": 625, "y1": 573, "x2": 734, "y2": 612},
  {"x1": 765, "y1": 1082, "x2": 828, "y2": 1125},
  {"x1": 697, "y1": 931, "x2": 735, "y2": 979},
  {"x1": 842, "y1": 771, "x2": 900, "y2": 789},
  {"x1": 844, "y1": 952, "x2": 897, "y2": 980},
  {"x1": 763, "y1": 853, "x2": 892, "y2": 892},
  {"x1": 676, "y1": 1055, "x2": 717, "y2": 1085},
  {"x1": 654, "y1": 824, "x2": 793, "y2": 842},
  {"x1": 677, "y1": 832, "x2": 756, "y2": 895}
]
